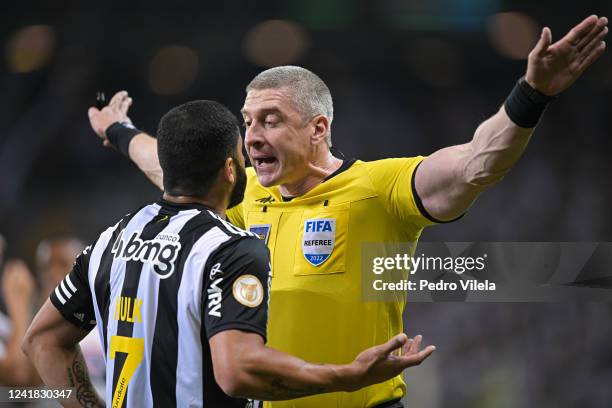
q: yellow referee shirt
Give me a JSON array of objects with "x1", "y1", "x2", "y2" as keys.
[{"x1": 227, "y1": 157, "x2": 435, "y2": 408}]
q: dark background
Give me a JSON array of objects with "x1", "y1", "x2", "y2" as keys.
[{"x1": 0, "y1": 1, "x2": 611, "y2": 406}]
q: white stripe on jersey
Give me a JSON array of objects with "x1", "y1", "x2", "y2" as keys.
[
  {"x1": 86, "y1": 204, "x2": 159, "y2": 405},
  {"x1": 60, "y1": 280, "x2": 73, "y2": 300},
  {"x1": 176, "y1": 226, "x2": 233, "y2": 407},
  {"x1": 54, "y1": 287, "x2": 67, "y2": 304},
  {"x1": 65, "y1": 274, "x2": 77, "y2": 293},
  {"x1": 104, "y1": 204, "x2": 159, "y2": 406}
]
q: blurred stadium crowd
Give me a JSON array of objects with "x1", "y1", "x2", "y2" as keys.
[{"x1": 0, "y1": 0, "x2": 610, "y2": 406}]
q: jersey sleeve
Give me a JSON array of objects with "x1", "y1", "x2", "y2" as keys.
[
  {"x1": 202, "y1": 237, "x2": 270, "y2": 341},
  {"x1": 365, "y1": 157, "x2": 438, "y2": 228},
  {"x1": 49, "y1": 245, "x2": 96, "y2": 332},
  {"x1": 226, "y1": 201, "x2": 245, "y2": 229}
]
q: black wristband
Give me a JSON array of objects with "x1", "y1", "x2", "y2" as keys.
[
  {"x1": 503, "y1": 77, "x2": 556, "y2": 128},
  {"x1": 106, "y1": 122, "x2": 142, "y2": 158}
]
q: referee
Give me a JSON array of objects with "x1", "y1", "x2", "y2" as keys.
[
  {"x1": 23, "y1": 101, "x2": 435, "y2": 408},
  {"x1": 88, "y1": 15, "x2": 608, "y2": 408}
]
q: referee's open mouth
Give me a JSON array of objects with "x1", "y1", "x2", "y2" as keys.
[{"x1": 253, "y1": 156, "x2": 278, "y2": 172}]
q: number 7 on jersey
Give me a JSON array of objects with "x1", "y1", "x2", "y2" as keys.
[{"x1": 109, "y1": 335, "x2": 145, "y2": 408}]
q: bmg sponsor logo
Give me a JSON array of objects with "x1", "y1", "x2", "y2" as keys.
[{"x1": 111, "y1": 230, "x2": 181, "y2": 279}]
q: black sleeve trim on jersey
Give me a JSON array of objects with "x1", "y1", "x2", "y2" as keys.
[
  {"x1": 206, "y1": 321, "x2": 267, "y2": 341},
  {"x1": 49, "y1": 253, "x2": 96, "y2": 332},
  {"x1": 50, "y1": 293, "x2": 94, "y2": 332},
  {"x1": 411, "y1": 161, "x2": 465, "y2": 224}
]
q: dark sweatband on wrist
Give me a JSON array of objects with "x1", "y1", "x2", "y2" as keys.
[
  {"x1": 105, "y1": 122, "x2": 142, "y2": 158},
  {"x1": 503, "y1": 77, "x2": 555, "y2": 128}
]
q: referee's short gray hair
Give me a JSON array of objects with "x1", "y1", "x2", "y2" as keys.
[{"x1": 246, "y1": 66, "x2": 334, "y2": 147}]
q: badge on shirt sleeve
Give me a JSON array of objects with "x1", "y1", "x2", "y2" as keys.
[
  {"x1": 302, "y1": 218, "x2": 336, "y2": 266},
  {"x1": 233, "y1": 275, "x2": 264, "y2": 307},
  {"x1": 249, "y1": 224, "x2": 271, "y2": 245}
]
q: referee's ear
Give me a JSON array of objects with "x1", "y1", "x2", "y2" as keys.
[{"x1": 310, "y1": 114, "x2": 329, "y2": 146}]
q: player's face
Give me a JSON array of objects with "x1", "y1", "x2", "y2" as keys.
[{"x1": 241, "y1": 87, "x2": 312, "y2": 187}]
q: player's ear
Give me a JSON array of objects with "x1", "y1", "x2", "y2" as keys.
[
  {"x1": 310, "y1": 115, "x2": 329, "y2": 146},
  {"x1": 222, "y1": 157, "x2": 236, "y2": 184}
]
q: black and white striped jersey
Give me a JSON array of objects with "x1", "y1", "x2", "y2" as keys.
[{"x1": 50, "y1": 199, "x2": 271, "y2": 408}]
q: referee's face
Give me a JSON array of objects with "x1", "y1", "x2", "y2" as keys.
[{"x1": 242, "y1": 87, "x2": 313, "y2": 187}]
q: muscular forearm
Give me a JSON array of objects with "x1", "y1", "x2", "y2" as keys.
[
  {"x1": 227, "y1": 345, "x2": 356, "y2": 400},
  {"x1": 27, "y1": 344, "x2": 103, "y2": 407},
  {"x1": 462, "y1": 105, "x2": 533, "y2": 187},
  {"x1": 128, "y1": 133, "x2": 163, "y2": 190},
  {"x1": 212, "y1": 331, "x2": 361, "y2": 401}
]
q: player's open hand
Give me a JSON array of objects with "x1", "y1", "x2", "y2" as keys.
[
  {"x1": 526, "y1": 15, "x2": 608, "y2": 96},
  {"x1": 349, "y1": 333, "x2": 435, "y2": 390},
  {"x1": 87, "y1": 90, "x2": 133, "y2": 148}
]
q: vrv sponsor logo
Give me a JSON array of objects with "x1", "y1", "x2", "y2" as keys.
[{"x1": 207, "y1": 277, "x2": 223, "y2": 317}]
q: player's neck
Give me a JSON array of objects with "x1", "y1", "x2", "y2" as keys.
[
  {"x1": 279, "y1": 154, "x2": 342, "y2": 198},
  {"x1": 162, "y1": 193, "x2": 227, "y2": 218}
]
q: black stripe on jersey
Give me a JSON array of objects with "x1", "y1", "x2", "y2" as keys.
[
  {"x1": 111, "y1": 206, "x2": 171, "y2": 408},
  {"x1": 150, "y1": 211, "x2": 213, "y2": 407},
  {"x1": 94, "y1": 210, "x2": 142, "y2": 356}
]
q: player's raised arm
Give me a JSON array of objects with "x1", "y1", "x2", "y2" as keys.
[
  {"x1": 210, "y1": 330, "x2": 435, "y2": 401},
  {"x1": 87, "y1": 91, "x2": 164, "y2": 190},
  {"x1": 415, "y1": 15, "x2": 608, "y2": 221}
]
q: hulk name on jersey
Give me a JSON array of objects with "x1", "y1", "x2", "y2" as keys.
[{"x1": 50, "y1": 200, "x2": 271, "y2": 408}]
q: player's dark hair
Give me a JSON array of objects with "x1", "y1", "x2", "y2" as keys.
[{"x1": 157, "y1": 100, "x2": 240, "y2": 196}]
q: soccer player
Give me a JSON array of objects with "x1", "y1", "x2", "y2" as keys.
[
  {"x1": 23, "y1": 101, "x2": 435, "y2": 408},
  {"x1": 87, "y1": 15, "x2": 608, "y2": 408}
]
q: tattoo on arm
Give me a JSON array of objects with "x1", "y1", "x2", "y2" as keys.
[
  {"x1": 267, "y1": 378, "x2": 326, "y2": 399},
  {"x1": 68, "y1": 352, "x2": 103, "y2": 408}
]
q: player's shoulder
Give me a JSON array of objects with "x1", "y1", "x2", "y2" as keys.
[
  {"x1": 207, "y1": 229, "x2": 269, "y2": 271},
  {"x1": 202, "y1": 208, "x2": 261, "y2": 240},
  {"x1": 98, "y1": 204, "x2": 151, "y2": 240}
]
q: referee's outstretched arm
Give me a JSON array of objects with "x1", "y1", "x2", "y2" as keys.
[
  {"x1": 415, "y1": 15, "x2": 608, "y2": 222},
  {"x1": 209, "y1": 330, "x2": 434, "y2": 400},
  {"x1": 87, "y1": 16, "x2": 608, "y2": 219}
]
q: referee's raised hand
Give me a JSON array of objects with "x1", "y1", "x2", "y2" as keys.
[
  {"x1": 525, "y1": 15, "x2": 608, "y2": 96},
  {"x1": 349, "y1": 333, "x2": 436, "y2": 390},
  {"x1": 88, "y1": 90, "x2": 133, "y2": 147}
]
